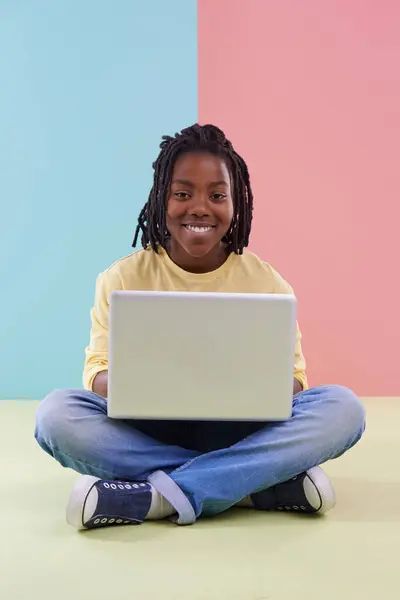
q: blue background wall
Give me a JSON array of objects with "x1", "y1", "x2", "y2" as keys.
[{"x1": 0, "y1": 1, "x2": 197, "y2": 399}]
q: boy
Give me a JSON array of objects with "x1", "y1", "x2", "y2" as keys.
[{"x1": 35, "y1": 124, "x2": 365, "y2": 529}]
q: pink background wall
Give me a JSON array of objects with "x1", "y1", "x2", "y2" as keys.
[{"x1": 199, "y1": 0, "x2": 400, "y2": 396}]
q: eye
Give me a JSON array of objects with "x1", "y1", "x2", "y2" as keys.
[
  {"x1": 211, "y1": 193, "x2": 226, "y2": 202},
  {"x1": 174, "y1": 192, "x2": 191, "y2": 200}
]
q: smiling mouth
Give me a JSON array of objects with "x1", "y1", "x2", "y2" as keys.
[{"x1": 183, "y1": 225, "x2": 216, "y2": 234}]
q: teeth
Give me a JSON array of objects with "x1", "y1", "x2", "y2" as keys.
[{"x1": 186, "y1": 225, "x2": 213, "y2": 233}]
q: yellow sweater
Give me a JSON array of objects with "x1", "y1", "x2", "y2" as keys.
[{"x1": 84, "y1": 247, "x2": 307, "y2": 391}]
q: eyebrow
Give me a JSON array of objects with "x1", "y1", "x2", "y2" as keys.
[
  {"x1": 172, "y1": 179, "x2": 194, "y2": 187},
  {"x1": 209, "y1": 180, "x2": 229, "y2": 187},
  {"x1": 172, "y1": 179, "x2": 228, "y2": 187}
]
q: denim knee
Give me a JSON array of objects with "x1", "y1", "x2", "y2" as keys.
[
  {"x1": 35, "y1": 388, "x2": 83, "y2": 454},
  {"x1": 320, "y1": 384, "x2": 366, "y2": 439}
]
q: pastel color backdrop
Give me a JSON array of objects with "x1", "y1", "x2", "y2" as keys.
[
  {"x1": 1, "y1": 0, "x2": 398, "y2": 398},
  {"x1": 0, "y1": 0, "x2": 197, "y2": 399},
  {"x1": 199, "y1": 0, "x2": 400, "y2": 397}
]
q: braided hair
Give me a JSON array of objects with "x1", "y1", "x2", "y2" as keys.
[{"x1": 132, "y1": 123, "x2": 253, "y2": 255}]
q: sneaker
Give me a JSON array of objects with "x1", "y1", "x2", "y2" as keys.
[
  {"x1": 251, "y1": 466, "x2": 336, "y2": 514},
  {"x1": 66, "y1": 475, "x2": 152, "y2": 530}
]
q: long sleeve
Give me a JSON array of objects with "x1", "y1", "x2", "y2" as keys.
[
  {"x1": 83, "y1": 269, "x2": 123, "y2": 390},
  {"x1": 292, "y1": 321, "x2": 308, "y2": 391},
  {"x1": 266, "y1": 263, "x2": 308, "y2": 390}
]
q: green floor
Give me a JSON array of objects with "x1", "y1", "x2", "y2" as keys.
[{"x1": 1, "y1": 399, "x2": 400, "y2": 599}]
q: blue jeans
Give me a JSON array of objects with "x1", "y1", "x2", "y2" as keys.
[{"x1": 35, "y1": 385, "x2": 365, "y2": 523}]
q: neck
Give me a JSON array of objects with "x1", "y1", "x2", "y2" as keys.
[{"x1": 167, "y1": 240, "x2": 230, "y2": 274}]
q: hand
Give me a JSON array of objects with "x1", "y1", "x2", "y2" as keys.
[
  {"x1": 92, "y1": 371, "x2": 108, "y2": 398},
  {"x1": 293, "y1": 378, "x2": 303, "y2": 396}
]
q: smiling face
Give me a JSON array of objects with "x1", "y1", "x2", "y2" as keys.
[{"x1": 166, "y1": 152, "x2": 234, "y2": 273}]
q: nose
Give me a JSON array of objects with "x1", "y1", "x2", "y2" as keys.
[{"x1": 188, "y1": 193, "x2": 210, "y2": 217}]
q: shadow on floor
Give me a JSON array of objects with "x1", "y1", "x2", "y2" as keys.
[
  {"x1": 67, "y1": 475, "x2": 400, "y2": 547},
  {"x1": 327, "y1": 477, "x2": 400, "y2": 522}
]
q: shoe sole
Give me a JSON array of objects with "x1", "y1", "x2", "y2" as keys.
[
  {"x1": 306, "y1": 466, "x2": 336, "y2": 513},
  {"x1": 66, "y1": 475, "x2": 100, "y2": 530}
]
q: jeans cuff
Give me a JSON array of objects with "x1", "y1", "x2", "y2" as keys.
[{"x1": 148, "y1": 470, "x2": 196, "y2": 525}]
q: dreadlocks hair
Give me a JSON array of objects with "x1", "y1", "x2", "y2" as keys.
[{"x1": 132, "y1": 123, "x2": 253, "y2": 255}]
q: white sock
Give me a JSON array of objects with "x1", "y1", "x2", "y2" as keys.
[
  {"x1": 237, "y1": 495, "x2": 254, "y2": 508},
  {"x1": 145, "y1": 484, "x2": 175, "y2": 520}
]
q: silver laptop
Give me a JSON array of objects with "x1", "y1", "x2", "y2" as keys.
[{"x1": 108, "y1": 291, "x2": 296, "y2": 421}]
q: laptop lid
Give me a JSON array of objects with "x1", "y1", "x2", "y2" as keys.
[{"x1": 108, "y1": 291, "x2": 296, "y2": 421}]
